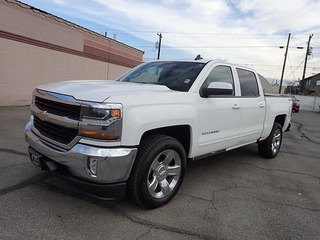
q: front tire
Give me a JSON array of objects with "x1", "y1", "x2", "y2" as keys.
[
  {"x1": 128, "y1": 134, "x2": 186, "y2": 208},
  {"x1": 258, "y1": 123, "x2": 283, "y2": 158}
]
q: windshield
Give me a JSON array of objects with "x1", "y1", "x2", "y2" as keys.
[{"x1": 118, "y1": 61, "x2": 206, "y2": 92}]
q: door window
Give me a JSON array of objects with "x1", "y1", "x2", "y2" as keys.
[
  {"x1": 201, "y1": 65, "x2": 235, "y2": 96},
  {"x1": 237, "y1": 68, "x2": 260, "y2": 97}
]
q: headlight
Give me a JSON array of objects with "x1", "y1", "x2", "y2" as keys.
[
  {"x1": 79, "y1": 103, "x2": 122, "y2": 141},
  {"x1": 81, "y1": 107, "x2": 121, "y2": 125}
]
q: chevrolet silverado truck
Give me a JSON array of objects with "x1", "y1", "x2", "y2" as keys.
[{"x1": 25, "y1": 59, "x2": 292, "y2": 208}]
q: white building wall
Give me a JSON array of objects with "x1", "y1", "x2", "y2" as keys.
[
  {"x1": 293, "y1": 95, "x2": 320, "y2": 112},
  {"x1": 0, "y1": 38, "x2": 131, "y2": 106}
]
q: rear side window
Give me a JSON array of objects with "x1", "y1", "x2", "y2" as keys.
[{"x1": 237, "y1": 68, "x2": 260, "y2": 97}]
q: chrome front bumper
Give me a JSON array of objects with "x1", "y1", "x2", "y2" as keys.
[{"x1": 25, "y1": 121, "x2": 137, "y2": 184}]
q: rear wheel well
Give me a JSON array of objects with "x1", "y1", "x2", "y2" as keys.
[
  {"x1": 274, "y1": 115, "x2": 286, "y2": 128},
  {"x1": 140, "y1": 125, "x2": 191, "y2": 156}
]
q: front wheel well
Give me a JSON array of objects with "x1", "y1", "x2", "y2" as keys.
[{"x1": 140, "y1": 125, "x2": 191, "y2": 156}]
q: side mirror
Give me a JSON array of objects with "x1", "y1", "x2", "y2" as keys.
[{"x1": 202, "y1": 82, "x2": 233, "y2": 97}]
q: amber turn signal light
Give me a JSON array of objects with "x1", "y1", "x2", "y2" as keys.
[
  {"x1": 79, "y1": 130, "x2": 119, "y2": 140},
  {"x1": 111, "y1": 109, "x2": 121, "y2": 118}
]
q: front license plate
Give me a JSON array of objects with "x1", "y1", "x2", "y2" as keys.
[
  {"x1": 28, "y1": 148, "x2": 45, "y2": 169},
  {"x1": 30, "y1": 153, "x2": 42, "y2": 167}
]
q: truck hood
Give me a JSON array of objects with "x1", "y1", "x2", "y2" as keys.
[{"x1": 37, "y1": 80, "x2": 172, "y2": 102}]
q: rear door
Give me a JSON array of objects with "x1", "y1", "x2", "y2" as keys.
[{"x1": 236, "y1": 68, "x2": 265, "y2": 144}]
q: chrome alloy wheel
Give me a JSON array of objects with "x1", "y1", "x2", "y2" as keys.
[
  {"x1": 271, "y1": 128, "x2": 281, "y2": 155},
  {"x1": 147, "y1": 149, "x2": 182, "y2": 199}
]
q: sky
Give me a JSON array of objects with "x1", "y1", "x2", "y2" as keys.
[{"x1": 20, "y1": 0, "x2": 320, "y2": 84}]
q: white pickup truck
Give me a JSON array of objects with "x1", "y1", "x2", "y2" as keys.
[{"x1": 25, "y1": 59, "x2": 292, "y2": 208}]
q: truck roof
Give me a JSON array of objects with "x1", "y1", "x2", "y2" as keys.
[
  {"x1": 147, "y1": 59, "x2": 256, "y2": 72},
  {"x1": 147, "y1": 59, "x2": 211, "y2": 64}
]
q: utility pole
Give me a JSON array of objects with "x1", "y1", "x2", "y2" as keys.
[
  {"x1": 157, "y1": 33, "x2": 162, "y2": 60},
  {"x1": 279, "y1": 33, "x2": 291, "y2": 94},
  {"x1": 302, "y1": 34, "x2": 314, "y2": 81}
]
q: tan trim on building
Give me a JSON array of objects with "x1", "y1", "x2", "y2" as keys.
[
  {"x1": 84, "y1": 39, "x2": 142, "y2": 62},
  {"x1": 83, "y1": 45, "x2": 140, "y2": 68},
  {"x1": 0, "y1": 30, "x2": 141, "y2": 68}
]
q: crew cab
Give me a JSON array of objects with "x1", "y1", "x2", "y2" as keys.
[{"x1": 25, "y1": 59, "x2": 292, "y2": 208}]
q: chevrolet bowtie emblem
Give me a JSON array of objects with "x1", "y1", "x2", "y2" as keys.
[{"x1": 39, "y1": 111, "x2": 48, "y2": 121}]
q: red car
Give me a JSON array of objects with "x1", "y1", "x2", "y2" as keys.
[{"x1": 291, "y1": 96, "x2": 300, "y2": 113}]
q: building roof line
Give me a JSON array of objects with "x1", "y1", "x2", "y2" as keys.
[
  {"x1": 5, "y1": 0, "x2": 144, "y2": 54},
  {"x1": 302, "y1": 73, "x2": 320, "y2": 81}
]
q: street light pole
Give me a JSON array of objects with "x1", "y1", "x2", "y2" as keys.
[
  {"x1": 300, "y1": 34, "x2": 313, "y2": 93},
  {"x1": 157, "y1": 33, "x2": 162, "y2": 60},
  {"x1": 279, "y1": 33, "x2": 291, "y2": 94},
  {"x1": 302, "y1": 34, "x2": 314, "y2": 81}
]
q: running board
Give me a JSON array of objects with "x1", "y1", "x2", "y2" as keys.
[{"x1": 193, "y1": 148, "x2": 227, "y2": 161}]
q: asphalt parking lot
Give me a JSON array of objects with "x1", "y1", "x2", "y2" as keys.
[{"x1": 0, "y1": 107, "x2": 319, "y2": 240}]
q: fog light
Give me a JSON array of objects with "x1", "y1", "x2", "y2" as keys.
[{"x1": 88, "y1": 157, "x2": 98, "y2": 176}]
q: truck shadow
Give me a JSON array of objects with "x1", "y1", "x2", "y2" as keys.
[{"x1": 34, "y1": 143, "x2": 264, "y2": 211}]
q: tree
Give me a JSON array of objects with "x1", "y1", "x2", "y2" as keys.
[{"x1": 284, "y1": 80, "x2": 300, "y2": 94}]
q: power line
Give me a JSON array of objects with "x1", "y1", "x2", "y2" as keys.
[
  {"x1": 287, "y1": 54, "x2": 297, "y2": 80},
  {"x1": 94, "y1": 30, "x2": 313, "y2": 37},
  {"x1": 285, "y1": 59, "x2": 305, "y2": 79},
  {"x1": 134, "y1": 45, "x2": 315, "y2": 49},
  {"x1": 290, "y1": 37, "x2": 305, "y2": 48}
]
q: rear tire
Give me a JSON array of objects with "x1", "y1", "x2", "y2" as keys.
[
  {"x1": 128, "y1": 134, "x2": 186, "y2": 208},
  {"x1": 258, "y1": 123, "x2": 283, "y2": 158}
]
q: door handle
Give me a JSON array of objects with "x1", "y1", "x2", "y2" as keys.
[
  {"x1": 259, "y1": 102, "x2": 265, "y2": 108},
  {"x1": 232, "y1": 104, "x2": 240, "y2": 109}
]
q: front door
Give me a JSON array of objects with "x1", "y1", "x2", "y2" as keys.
[{"x1": 197, "y1": 65, "x2": 241, "y2": 156}]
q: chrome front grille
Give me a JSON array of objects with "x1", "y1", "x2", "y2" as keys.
[
  {"x1": 35, "y1": 96, "x2": 81, "y2": 120},
  {"x1": 31, "y1": 90, "x2": 82, "y2": 147},
  {"x1": 33, "y1": 116, "x2": 78, "y2": 145}
]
